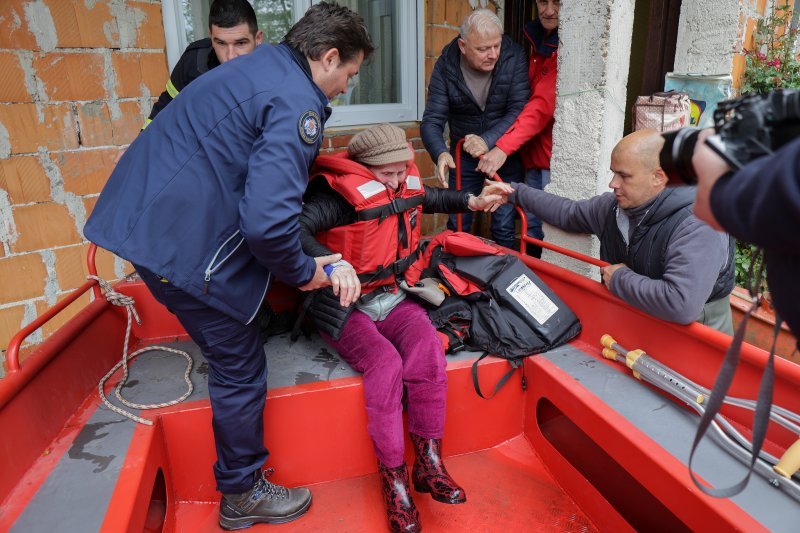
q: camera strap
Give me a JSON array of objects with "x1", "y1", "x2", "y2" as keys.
[{"x1": 687, "y1": 248, "x2": 779, "y2": 498}]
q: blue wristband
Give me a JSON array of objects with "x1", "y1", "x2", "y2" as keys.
[{"x1": 323, "y1": 264, "x2": 335, "y2": 277}]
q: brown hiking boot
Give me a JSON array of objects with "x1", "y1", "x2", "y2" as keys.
[{"x1": 219, "y1": 469, "x2": 311, "y2": 530}]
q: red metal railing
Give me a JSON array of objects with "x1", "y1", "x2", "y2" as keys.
[
  {"x1": 5, "y1": 244, "x2": 102, "y2": 373},
  {"x1": 453, "y1": 138, "x2": 608, "y2": 268}
]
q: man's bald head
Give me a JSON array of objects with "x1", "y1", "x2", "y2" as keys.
[
  {"x1": 608, "y1": 129, "x2": 669, "y2": 209},
  {"x1": 612, "y1": 129, "x2": 665, "y2": 173}
]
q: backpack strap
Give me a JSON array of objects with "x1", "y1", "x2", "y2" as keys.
[{"x1": 471, "y1": 354, "x2": 525, "y2": 400}]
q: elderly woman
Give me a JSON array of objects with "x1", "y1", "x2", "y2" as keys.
[{"x1": 299, "y1": 124, "x2": 504, "y2": 532}]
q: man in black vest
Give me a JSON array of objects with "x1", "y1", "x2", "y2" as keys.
[{"x1": 486, "y1": 128, "x2": 735, "y2": 333}]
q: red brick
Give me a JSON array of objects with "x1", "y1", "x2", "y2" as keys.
[
  {"x1": 0, "y1": 52, "x2": 31, "y2": 103},
  {"x1": 77, "y1": 102, "x2": 114, "y2": 147},
  {"x1": 448, "y1": 1, "x2": 479, "y2": 26},
  {"x1": 44, "y1": 0, "x2": 116, "y2": 48},
  {"x1": 0, "y1": 304, "x2": 27, "y2": 352},
  {"x1": 34, "y1": 52, "x2": 106, "y2": 102},
  {"x1": 0, "y1": 103, "x2": 79, "y2": 154},
  {"x1": 0, "y1": 0, "x2": 40, "y2": 50},
  {"x1": 0, "y1": 155, "x2": 51, "y2": 204},
  {"x1": 52, "y1": 242, "x2": 90, "y2": 292},
  {"x1": 10, "y1": 203, "x2": 82, "y2": 253},
  {"x1": 414, "y1": 150, "x2": 435, "y2": 180},
  {"x1": 36, "y1": 292, "x2": 91, "y2": 339},
  {"x1": 112, "y1": 100, "x2": 146, "y2": 145},
  {"x1": 330, "y1": 134, "x2": 354, "y2": 149},
  {"x1": 112, "y1": 51, "x2": 168, "y2": 98},
  {"x1": 0, "y1": 253, "x2": 47, "y2": 303},
  {"x1": 427, "y1": 0, "x2": 446, "y2": 24},
  {"x1": 82, "y1": 196, "x2": 98, "y2": 218},
  {"x1": 51, "y1": 148, "x2": 116, "y2": 196},
  {"x1": 131, "y1": 1, "x2": 166, "y2": 49},
  {"x1": 429, "y1": 26, "x2": 458, "y2": 56},
  {"x1": 403, "y1": 125, "x2": 421, "y2": 140},
  {"x1": 94, "y1": 246, "x2": 120, "y2": 282}
]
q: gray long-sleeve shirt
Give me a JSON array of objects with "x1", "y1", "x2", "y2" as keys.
[{"x1": 510, "y1": 184, "x2": 731, "y2": 325}]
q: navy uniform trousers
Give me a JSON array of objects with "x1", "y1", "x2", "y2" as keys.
[{"x1": 135, "y1": 265, "x2": 267, "y2": 494}]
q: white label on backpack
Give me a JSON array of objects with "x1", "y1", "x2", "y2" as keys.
[{"x1": 505, "y1": 274, "x2": 558, "y2": 324}]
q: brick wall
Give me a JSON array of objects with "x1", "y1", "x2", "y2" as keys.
[
  {"x1": 0, "y1": 0, "x2": 167, "y2": 368},
  {"x1": 733, "y1": 0, "x2": 793, "y2": 90}
]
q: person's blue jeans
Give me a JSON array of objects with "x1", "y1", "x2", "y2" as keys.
[
  {"x1": 524, "y1": 167, "x2": 551, "y2": 240},
  {"x1": 446, "y1": 152, "x2": 522, "y2": 249},
  {"x1": 135, "y1": 265, "x2": 268, "y2": 494}
]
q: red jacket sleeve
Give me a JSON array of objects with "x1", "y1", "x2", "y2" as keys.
[{"x1": 495, "y1": 56, "x2": 557, "y2": 156}]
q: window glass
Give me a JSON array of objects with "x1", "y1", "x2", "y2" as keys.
[
  {"x1": 180, "y1": 0, "x2": 294, "y2": 44},
  {"x1": 164, "y1": 0, "x2": 420, "y2": 126},
  {"x1": 330, "y1": 0, "x2": 400, "y2": 108}
]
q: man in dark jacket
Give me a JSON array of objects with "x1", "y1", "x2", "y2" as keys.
[
  {"x1": 693, "y1": 130, "x2": 800, "y2": 347},
  {"x1": 421, "y1": 8, "x2": 529, "y2": 249},
  {"x1": 83, "y1": 3, "x2": 373, "y2": 529},
  {"x1": 486, "y1": 129, "x2": 736, "y2": 333},
  {"x1": 145, "y1": 0, "x2": 262, "y2": 129}
]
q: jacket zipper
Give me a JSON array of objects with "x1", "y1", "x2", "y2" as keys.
[{"x1": 203, "y1": 230, "x2": 244, "y2": 293}]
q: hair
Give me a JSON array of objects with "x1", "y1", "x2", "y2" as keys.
[
  {"x1": 460, "y1": 8, "x2": 503, "y2": 39},
  {"x1": 284, "y1": 2, "x2": 374, "y2": 63},
  {"x1": 208, "y1": 0, "x2": 259, "y2": 36}
]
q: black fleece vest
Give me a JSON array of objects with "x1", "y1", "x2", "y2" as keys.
[{"x1": 600, "y1": 188, "x2": 734, "y2": 303}]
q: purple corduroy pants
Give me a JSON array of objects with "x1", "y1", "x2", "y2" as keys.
[{"x1": 321, "y1": 299, "x2": 447, "y2": 468}]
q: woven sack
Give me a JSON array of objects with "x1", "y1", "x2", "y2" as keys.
[{"x1": 632, "y1": 91, "x2": 691, "y2": 132}]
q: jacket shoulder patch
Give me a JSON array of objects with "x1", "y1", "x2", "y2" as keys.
[{"x1": 298, "y1": 110, "x2": 321, "y2": 144}]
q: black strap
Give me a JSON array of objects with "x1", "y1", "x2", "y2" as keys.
[
  {"x1": 290, "y1": 292, "x2": 316, "y2": 342},
  {"x1": 357, "y1": 248, "x2": 421, "y2": 284},
  {"x1": 688, "y1": 248, "x2": 776, "y2": 498},
  {"x1": 357, "y1": 196, "x2": 424, "y2": 222},
  {"x1": 471, "y1": 353, "x2": 521, "y2": 400}
]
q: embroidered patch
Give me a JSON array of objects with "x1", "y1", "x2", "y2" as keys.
[{"x1": 298, "y1": 110, "x2": 321, "y2": 144}]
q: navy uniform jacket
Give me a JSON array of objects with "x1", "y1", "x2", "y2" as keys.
[{"x1": 84, "y1": 43, "x2": 329, "y2": 324}]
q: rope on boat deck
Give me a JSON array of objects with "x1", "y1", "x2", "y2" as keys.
[{"x1": 91, "y1": 276, "x2": 193, "y2": 426}]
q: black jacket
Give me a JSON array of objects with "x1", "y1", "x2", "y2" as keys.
[
  {"x1": 147, "y1": 38, "x2": 220, "y2": 123},
  {"x1": 421, "y1": 35, "x2": 530, "y2": 161},
  {"x1": 710, "y1": 137, "x2": 800, "y2": 346}
]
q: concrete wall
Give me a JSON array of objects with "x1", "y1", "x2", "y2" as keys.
[{"x1": 546, "y1": 0, "x2": 636, "y2": 276}]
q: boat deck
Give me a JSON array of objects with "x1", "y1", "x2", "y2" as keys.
[{"x1": 3, "y1": 272, "x2": 800, "y2": 532}]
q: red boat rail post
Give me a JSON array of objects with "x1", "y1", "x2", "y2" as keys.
[
  {"x1": 87, "y1": 243, "x2": 102, "y2": 300},
  {"x1": 5, "y1": 278, "x2": 100, "y2": 373},
  {"x1": 453, "y1": 138, "x2": 608, "y2": 269}
]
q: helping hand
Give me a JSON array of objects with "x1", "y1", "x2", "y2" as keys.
[
  {"x1": 299, "y1": 253, "x2": 341, "y2": 291},
  {"x1": 463, "y1": 134, "x2": 489, "y2": 157},
  {"x1": 476, "y1": 146, "x2": 508, "y2": 178},
  {"x1": 469, "y1": 180, "x2": 514, "y2": 212},
  {"x1": 436, "y1": 152, "x2": 455, "y2": 188}
]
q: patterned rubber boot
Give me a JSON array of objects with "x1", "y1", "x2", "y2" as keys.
[
  {"x1": 410, "y1": 433, "x2": 466, "y2": 504},
  {"x1": 378, "y1": 461, "x2": 422, "y2": 532}
]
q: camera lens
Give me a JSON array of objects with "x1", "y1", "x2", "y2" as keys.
[{"x1": 660, "y1": 127, "x2": 700, "y2": 185}]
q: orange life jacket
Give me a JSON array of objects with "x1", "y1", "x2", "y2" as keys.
[{"x1": 312, "y1": 153, "x2": 425, "y2": 295}]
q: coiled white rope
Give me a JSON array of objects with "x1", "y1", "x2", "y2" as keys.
[{"x1": 92, "y1": 275, "x2": 193, "y2": 426}]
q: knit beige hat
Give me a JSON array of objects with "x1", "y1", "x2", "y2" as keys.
[{"x1": 347, "y1": 124, "x2": 413, "y2": 166}]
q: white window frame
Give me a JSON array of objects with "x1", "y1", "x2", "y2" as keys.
[{"x1": 160, "y1": 0, "x2": 423, "y2": 127}]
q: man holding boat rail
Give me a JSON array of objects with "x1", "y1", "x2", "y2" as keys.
[{"x1": 485, "y1": 129, "x2": 736, "y2": 334}]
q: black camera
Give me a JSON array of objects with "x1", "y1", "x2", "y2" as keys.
[{"x1": 660, "y1": 88, "x2": 800, "y2": 185}]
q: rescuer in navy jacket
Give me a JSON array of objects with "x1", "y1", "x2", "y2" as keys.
[{"x1": 83, "y1": 3, "x2": 374, "y2": 529}]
